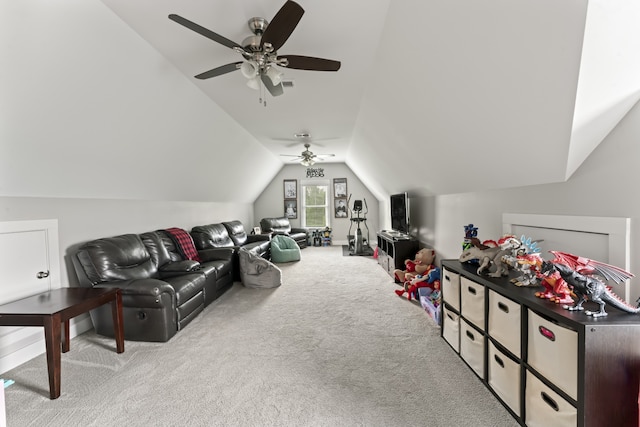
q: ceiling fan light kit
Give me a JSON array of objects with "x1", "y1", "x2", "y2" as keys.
[
  {"x1": 246, "y1": 76, "x2": 261, "y2": 90},
  {"x1": 240, "y1": 60, "x2": 259, "y2": 79},
  {"x1": 169, "y1": 1, "x2": 341, "y2": 106},
  {"x1": 265, "y1": 66, "x2": 284, "y2": 86}
]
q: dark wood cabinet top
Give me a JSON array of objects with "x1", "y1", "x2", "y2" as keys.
[{"x1": 442, "y1": 259, "x2": 640, "y2": 329}]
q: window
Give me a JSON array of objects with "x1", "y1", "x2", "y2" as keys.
[{"x1": 301, "y1": 181, "x2": 330, "y2": 228}]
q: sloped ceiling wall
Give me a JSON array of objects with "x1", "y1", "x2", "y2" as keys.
[
  {"x1": 567, "y1": 0, "x2": 640, "y2": 178},
  {"x1": 0, "y1": 0, "x2": 282, "y2": 204},
  {"x1": 349, "y1": 0, "x2": 588, "y2": 200},
  {"x1": 349, "y1": 0, "x2": 640, "y2": 201},
  {"x1": 92, "y1": 0, "x2": 640, "y2": 204},
  {"x1": 4, "y1": 1, "x2": 639, "y2": 206}
]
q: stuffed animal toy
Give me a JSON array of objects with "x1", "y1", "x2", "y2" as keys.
[
  {"x1": 395, "y1": 266, "x2": 441, "y2": 301},
  {"x1": 394, "y1": 259, "x2": 416, "y2": 283},
  {"x1": 393, "y1": 248, "x2": 436, "y2": 283}
]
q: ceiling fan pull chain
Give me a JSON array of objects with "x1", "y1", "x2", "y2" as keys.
[{"x1": 260, "y1": 78, "x2": 267, "y2": 106}]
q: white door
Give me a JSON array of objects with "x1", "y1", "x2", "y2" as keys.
[
  {"x1": 0, "y1": 219, "x2": 60, "y2": 374},
  {"x1": 0, "y1": 229, "x2": 52, "y2": 304}
]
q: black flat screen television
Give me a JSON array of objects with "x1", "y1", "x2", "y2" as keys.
[{"x1": 390, "y1": 192, "x2": 410, "y2": 235}]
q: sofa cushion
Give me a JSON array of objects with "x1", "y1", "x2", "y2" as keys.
[
  {"x1": 191, "y1": 223, "x2": 235, "y2": 250},
  {"x1": 140, "y1": 231, "x2": 174, "y2": 268},
  {"x1": 161, "y1": 274, "x2": 205, "y2": 306},
  {"x1": 260, "y1": 217, "x2": 292, "y2": 234},
  {"x1": 222, "y1": 220, "x2": 248, "y2": 246},
  {"x1": 77, "y1": 234, "x2": 156, "y2": 284},
  {"x1": 202, "y1": 259, "x2": 231, "y2": 278}
]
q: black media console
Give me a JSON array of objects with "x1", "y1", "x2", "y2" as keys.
[{"x1": 376, "y1": 231, "x2": 418, "y2": 278}]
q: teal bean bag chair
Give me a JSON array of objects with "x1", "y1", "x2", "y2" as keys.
[{"x1": 271, "y1": 234, "x2": 301, "y2": 263}]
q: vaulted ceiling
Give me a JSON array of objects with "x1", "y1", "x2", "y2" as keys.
[{"x1": 100, "y1": 0, "x2": 640, "y2": 200}]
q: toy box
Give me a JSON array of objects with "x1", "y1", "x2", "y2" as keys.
[{"x1": 418, "y1": 287, "x2": 441, "y2": 325}]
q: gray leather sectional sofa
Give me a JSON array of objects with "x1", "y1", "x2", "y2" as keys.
[{"x1": 72, "y1": 221, "x2": 270, "y2": 342}]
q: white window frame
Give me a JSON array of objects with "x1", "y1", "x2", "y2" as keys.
[{"x1": 301, "y1": 179, "x2": 331, "y2": 228}]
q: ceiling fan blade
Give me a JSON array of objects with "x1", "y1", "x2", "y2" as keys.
[
  {"x1": 169, "y1": 14, "x2": 245, "y2": 51},
  {"x1": 281, "y1": 156, "x2": 305, "y2": 163},
  {"x1": 283, "y1": 141, "x2": 324, "y2": 148},
  {"x1": 194, "y1": 62, "x2": 242, "y2": 79},
  {"x1": 280, "y1": 55, "x2": 341, "y2": 71},
  {"x1": 261, "y1": 74, "x2": 285, "y2": 97},
  {"x1": 260, "y1": 1, "x2": 304, "y2": 52}
]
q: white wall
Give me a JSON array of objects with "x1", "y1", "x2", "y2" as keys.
[
  {"x1": 0, "y1": 0, "x2": 281, "y2": 204},
  {"x1": 253, "y1": 163, "x2": 378, "y2": 245},
  {"x1": 0, "y1": 1, "x2": 281, "y2": 281},
  {"x1": 411, "y1": 98, "x2": 640, "y2": 302},
  {"x1": 349, "y1": 0, "x2": 588, "y2": 198},
  {"x1": 568, "y1": 0, "x2": 640, "y2": 178}
]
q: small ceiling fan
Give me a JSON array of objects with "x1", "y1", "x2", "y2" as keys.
[
  {"x1": 281, "y1": 143, "x2": 335, "y2": 166},
  {"x1": 169, "y1": 1, "x2": 341, "y2": 101},
  {"x1": 272, "y1": 132, "x2": 338, "y2": 147}
]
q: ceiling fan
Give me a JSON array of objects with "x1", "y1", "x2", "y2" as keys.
[
  {"x1": 281, "y1": 143, "x2": 335, "y2": 167},
  {"x1": 169, "y1": 1, "x2": 341, "y2": 102},
  {"x1": 272, "y1": 132, "x2": 338, "y2": 147}
]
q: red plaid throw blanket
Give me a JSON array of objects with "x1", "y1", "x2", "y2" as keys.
[{"x1": 164, "y1": 228, "x2": 201, "y2": 262}]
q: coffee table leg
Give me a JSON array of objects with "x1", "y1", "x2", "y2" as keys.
[
  {"x1": 111, "y1": 290, "x2": 125, "y2": 353},
  {"x1": 62, "y1": 320, "x2": 70, "y2": 353},
  {"x1": 43, "y1": 314, "x2": 62, "y2": 399}
]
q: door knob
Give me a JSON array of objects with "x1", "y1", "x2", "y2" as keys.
[{"x1": 37, "y1": 270, "x2": 50, "y2": 279}]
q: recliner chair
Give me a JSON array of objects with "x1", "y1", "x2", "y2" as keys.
[{"x1": 260, "y1": 217, "x2": 308, "y2": 249}]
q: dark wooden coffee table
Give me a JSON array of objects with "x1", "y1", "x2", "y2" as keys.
[{"x1": 0, "y1": 287, "x2": 124, "y2": 399}]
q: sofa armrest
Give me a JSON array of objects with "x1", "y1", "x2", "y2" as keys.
[
  {"x1": 198, "y1": 247, "x2": 235, "y2": 262},
  {"x1": 157, "y1": 260, "x2": 201, "y2": 278},
  {"x1": 93, "y1": 278, "x2": 175, "y2": 298},
  {"x1": 246, "y1": 234, "x2": 270, "y2": 243},
  {"x1": 290, "y1": 227, "x2": 307, "y2": 235}
]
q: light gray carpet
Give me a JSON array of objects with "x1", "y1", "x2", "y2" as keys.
[
  {"x1": 4, "y1": 246, "x2": 518, "y2": 427},
  {"x1": 341, "y1": 245, "x2": 374, "y2": 257}
]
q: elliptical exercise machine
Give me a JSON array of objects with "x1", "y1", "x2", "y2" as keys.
[{"x1": 347, "y1": 195, "x2": 374, "y2": 256}]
